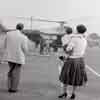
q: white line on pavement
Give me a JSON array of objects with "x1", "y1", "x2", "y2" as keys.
[{"x1": 86, "y1": 65, "x2": 100, "y2": 77}]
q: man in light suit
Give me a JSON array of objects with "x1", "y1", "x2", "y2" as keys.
[{"x1": 4, "y1": 23, "x2": 28, "y2": 93}]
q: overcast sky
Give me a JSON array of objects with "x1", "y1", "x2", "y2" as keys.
[
  {"x1": 0, "y1": 0, "x2": 100, "y2": 33},
  {"x1": 0, "y1": 0, "x2": 98, "y2": 18}
]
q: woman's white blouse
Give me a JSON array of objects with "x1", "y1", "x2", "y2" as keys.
[{"x1": 66, "y1": 35, "x2": 87, "y2": 58}]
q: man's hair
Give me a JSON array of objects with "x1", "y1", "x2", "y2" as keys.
[
  {"x1": 65, "y1": 26, "x2": 73, "y2": 34},
  {"x1": 76, "y1": 24, "x2": 87, "y2": 34},
  {"x1": 16, "y1": 23, "x2": 24, "y2": 30}
]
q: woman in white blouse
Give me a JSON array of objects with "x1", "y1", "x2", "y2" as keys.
[{"x1": 58, "y1": 24, "x2": 88, "y2": 99}]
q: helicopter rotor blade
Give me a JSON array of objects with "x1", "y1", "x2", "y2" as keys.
[{"x1": 15, "y1": 16, "x2": 67, "y2": 24}]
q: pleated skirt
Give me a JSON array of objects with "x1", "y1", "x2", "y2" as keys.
[{"x1": 59, "y1": 57, "x2": 88, "y2": 86}]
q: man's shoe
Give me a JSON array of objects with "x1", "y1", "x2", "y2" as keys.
[
  {"x1": 69, "y1": 93, "x2": 75, "y2": 99},
  {"x1": 58, "y1": 92, "x2": 67, "y2": 99},
  {"x1": 8, "y1": 89, "x2": 18, "y2": 93}
]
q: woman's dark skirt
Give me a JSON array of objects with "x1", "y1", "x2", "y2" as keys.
[{"x1": 59, "y1": 57, "x2": 88, "y2": 86}]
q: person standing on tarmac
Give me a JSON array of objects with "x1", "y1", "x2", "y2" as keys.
[
  {"x1": 58, "y1": 24, "x2": 88, "y2": 99},
  {"x1": 4, "y1": 23, "x2": 28, "y2": 93}
]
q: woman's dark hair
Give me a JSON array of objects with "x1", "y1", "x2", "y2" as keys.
[
  {"x1": 76, "y1": 24, "x2": 87, "y2": 34},
  {"x1": 65, "y1": 26, "x2": 73, "y2": 34},
  {"x1": 16, "y1": 23, "x2": 24, "y2": 30}
]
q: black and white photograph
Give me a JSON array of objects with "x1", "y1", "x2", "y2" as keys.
[{"x1": 0, "y1": 0, "x2": 100, "y2": 100}]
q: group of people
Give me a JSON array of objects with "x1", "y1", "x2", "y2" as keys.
[
  {"x1": 0, "y1": 22, "x2": 88, "y2": 100},
  {"x1": 58, "y1": 24, "x2": 88, "y2": 99}
]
